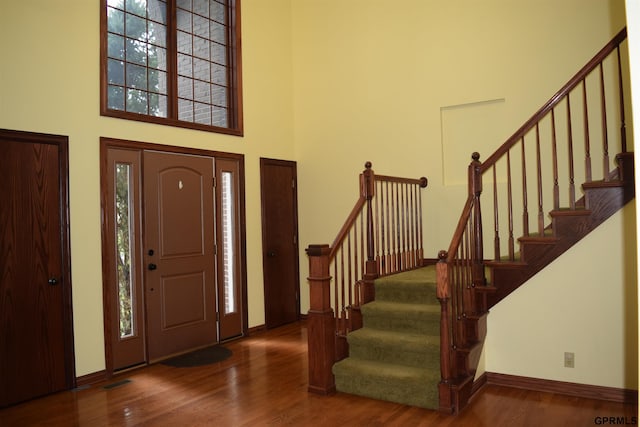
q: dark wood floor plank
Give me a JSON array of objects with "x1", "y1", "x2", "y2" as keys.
[{"x1": 0, "y1": 321, "x2": 636, "y2": 426}]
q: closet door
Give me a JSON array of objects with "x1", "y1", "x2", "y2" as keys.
[
  {"x1": 0, "y1": 130, "x2": 74, "y2": 407},
  {"x1": 260, "y1": 158, "x2": 300, "y2": 329}
]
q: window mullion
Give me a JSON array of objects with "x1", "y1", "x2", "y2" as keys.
[{"x1": 167, "y1": 0, "x2": 178, "y2": 121}]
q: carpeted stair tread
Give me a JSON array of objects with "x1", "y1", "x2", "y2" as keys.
[
  {"x1": 362, "y1": 300, "x2": 440, "y2": 334},
  {"x1": 347, "y1": 328, "x2": 439, "y2": 369},
  {"x1": 333, "y1": 266, "x2": 442, "y2": 409},
  {"x1": 362, "y1": 300, "x2": 440, "y2": 316},
  {"x1": 375, "y1": 281, "x2": 437, "y2": 304},
  {"x1": 375, "y1": 266, "x2": 437, "y2": 284},
  {"x1": 375, "y1": 266, "x2": 438, "y2": 304},
  {"x1": 333, "y1": 358, "x2": 440, "y2": 409}
]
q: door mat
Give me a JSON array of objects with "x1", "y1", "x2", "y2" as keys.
[{"x1": 161, "y1": 345, "x2": 232, "y2": 368}]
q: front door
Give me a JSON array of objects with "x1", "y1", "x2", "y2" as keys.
[
  {"x1": 144, "y1": 151, "x2": 217, "y2": 361},
  {"x1": 0, "y1": 130, "x2": 75, "y2": 407},
  {"x1": 260, "y1": 158, "x2": 300, "y2": 329}
]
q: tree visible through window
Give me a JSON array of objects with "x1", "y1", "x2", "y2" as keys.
[
  {"x1": 115, "y1": 163, "x2": 135, "y2": 338},
  {"x1": 101, "y1": 0, "x2": 243, "y2": 135}
]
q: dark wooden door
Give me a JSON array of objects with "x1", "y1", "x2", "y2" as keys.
[
  {"x1": 144, "y1": 151, "x2": 217, "y2": 360},
  {"x1": 0, "y1": 130, "x2": 74, "y2": 407},
  {"x1": 260, "y1": 158, "x2": 300, "y2": 329}
]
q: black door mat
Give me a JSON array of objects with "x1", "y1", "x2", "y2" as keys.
[{"x1": 161, "y1": 346, "x2": 232, "y2": 368}]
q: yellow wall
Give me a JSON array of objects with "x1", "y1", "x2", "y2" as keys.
[
  {"x1": 0, "y1": 0, "x2": 296, "y2": 376},
  {"x1": 292, "y1": 0, "x2": 629, "y2": 261},
  {"x1": 292, "y1": 0, "x2": 635, "y2": 389},
  {"x1": 0, "y1": 0, "x2": 635, "y2": 389},
  {"x1": 626, "y1": 0, "x2": 640, "y2": 395},
  {"x1": 485, "y1": 202, "x2": 638, "y2": 388}
]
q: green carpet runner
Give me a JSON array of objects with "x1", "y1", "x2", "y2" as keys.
[{"x1": 332, "y1": 266, "x2": 440, "y2": 409}]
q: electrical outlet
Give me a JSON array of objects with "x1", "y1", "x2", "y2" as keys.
[{"x1": 564, "y1": 352, "x2": 575, "y2": 368}]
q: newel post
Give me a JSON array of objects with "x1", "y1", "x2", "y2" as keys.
[
  {"x1": 361, "y1": 161, "x2": 377, "y2": 304},
  {"x1": 436, "y1": 250, "x2": 453, "y2": 413},
  {"x1": 306, "y1": 244, "x2": 336, "y2": 395},
  {"x1": 469, "y1": 152, "x2": 485, "y2": 288}
]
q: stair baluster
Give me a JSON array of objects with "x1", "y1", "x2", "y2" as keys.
[
  {"x1": 306, "y1": 163, "x2": 428, "y2": 395},
  {"x1": 438, "y1": 27, "x2": 633, "y2": 414}
]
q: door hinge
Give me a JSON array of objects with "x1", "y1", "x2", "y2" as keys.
[
  {"x1": 293, "y1": 234, "x2": 297, "y2": 245},
  {"x1": 213, "y1": 176, "x2": 216, "y2": 187},
  {"x1": 213, "y1": 244, "x2": 217, "y2": 255},
  {"x1": 216, "y1": 312, "x2": 220, "y2": 321},
  {"x1": 292, "y1": 178, "x2": 295, "y2": 189}
]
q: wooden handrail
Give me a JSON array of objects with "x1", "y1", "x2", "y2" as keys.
[
  {"x1": 438, "y1": 27, "x2": 630, "y2": 413},
  {"x1": 307, "y1": 162, "x2": 428, "y2": 395},
  {"x1": 445, "y1": 196, "x2": 474, "y2": 263},
  {"x1": 329, "y1": 198, "x2": 367, "y2": 259},
  {"x1": 480, "y1": 27, "x2": 627, "y2": 173},
  {"x1": 376, "y1": 174, "x2": 429, "y2": 186}
]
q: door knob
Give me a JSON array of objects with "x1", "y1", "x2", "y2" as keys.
[
  {"x1": 148, "y1": 263, "x2": 157, "y2": 271},
  {"x1": 267, "y1": 251, "x2": 276, "y2": 257},
  {"x1": 48, "y1": 278, "x2": 58, "y2": 286}
]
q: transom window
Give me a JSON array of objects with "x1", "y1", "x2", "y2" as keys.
[{"x1": 101, "y1": 0, "x2": 243, "y2": 135}]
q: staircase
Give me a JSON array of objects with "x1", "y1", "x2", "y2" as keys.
[
  {"x1": 486, "y1": 153, "x2": 634, "y2": 307},
  {"x1": 332, "y1": 267, "x2": 440, "y2": 409},
  {"x1": 328, "y1": 156, "x2": 634, "y2": 412},
  {"x1": 436, "y1": 27, "x2": 633, "y2": 413},
  {"x1": 306, "y1": 27, "x2": 633, "y2": 415}
]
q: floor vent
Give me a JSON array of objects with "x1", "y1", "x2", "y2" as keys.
[{"x1": 102, "y1": 379, "x2": 131, "y2": 390}]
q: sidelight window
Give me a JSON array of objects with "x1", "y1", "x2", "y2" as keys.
[
  {"x1": 115, "y1": 163, "x2": 136, "y2": 338},
  {"x1": 221, "y1": 171, "x2": 236, "y2": 314}
]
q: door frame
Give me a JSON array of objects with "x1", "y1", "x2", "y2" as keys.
[
  {"x1": 99, "y1": 137, "x2": 248, "y2": 375},
  {"x1": 0, "y1": 128, "x2": 76, "y2": 391},
  {"x1": 259, "y1": 158, "x2": 301, "y2": 328}
]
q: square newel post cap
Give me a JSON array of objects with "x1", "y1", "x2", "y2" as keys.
[{"x1": 306, "y1": 244, "x2": 330, "y2": 257}]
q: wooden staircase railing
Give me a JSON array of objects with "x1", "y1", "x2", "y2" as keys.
[
  {"x1": 306, "y1": 162, "x2": 428, "y2": 394},
  {"x1": 437, "y1": 27, "x2": 632, "y2": 414}
]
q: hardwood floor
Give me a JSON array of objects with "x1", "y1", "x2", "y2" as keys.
[{"x1": 0, "y1": 321, "x2": 636, "y2": 426}]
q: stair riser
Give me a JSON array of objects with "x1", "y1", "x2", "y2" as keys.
[
  {"x1": 333, "y1": 369, "x2": 438, "y2": 409},
  {"x1": 551, "y1": 215, "x2": 592, "y2": 239},
  {"x1": 348, "y1": 342, "x2": 440, "y2": 369},
  {"x1": 374, "y1": 288, "x2": 437, "y2": 304},
  {"x1": 362, "y1": 315, "x2": 440, "y2": 335},
  {"x1": 519, "y1": 242, "x2": 556, "y2": 264},
  {"x1": 584, "y1": 186, "x2": 626, "y2": 215},
  {"x1": 335, "y1": 379, "x2": 434, "y2": 409}
]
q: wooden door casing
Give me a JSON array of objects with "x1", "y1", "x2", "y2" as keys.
[
  {"x1": 104, "y1": 148, "x2": 146, "y2": 370},
  {"x1": 216, "y1": 158, "x2": 245, "y2": 340},
  {"x1": 101, "y1": 138, "x2": 248, "y2": 372},
  {"x1": 0, "y1": 129, "x2": 75, "y2": 407}
]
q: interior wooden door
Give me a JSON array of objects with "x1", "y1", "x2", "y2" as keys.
[
  {"x1": 0, "y1": 130, "x2": 74, "y2": 407},
  {"x1": 260, "y1": 158, "x2": 300, "y2": 329},
  {"x1": 143, "y1": 151, "x2": 217, "y2": 361}
]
